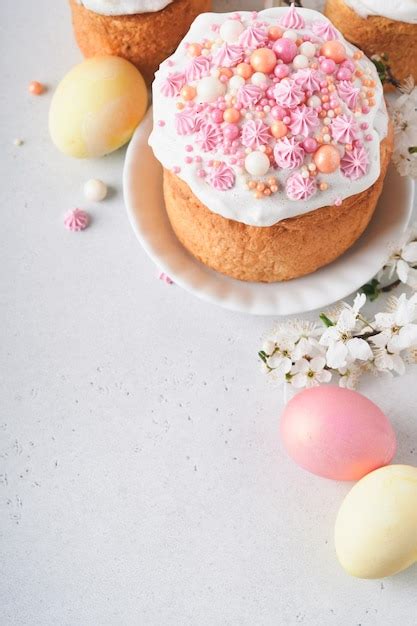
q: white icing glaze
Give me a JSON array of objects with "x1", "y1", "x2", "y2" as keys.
[
  {"x1": 344, "y1": 0, "x2": 417, "y2": 23},
  {"x1": 77, "y1": 0, "x2": 172, "y2": 15},
  {"x1": 149, "y1": 8, "x2": 388, "y2": 227}
]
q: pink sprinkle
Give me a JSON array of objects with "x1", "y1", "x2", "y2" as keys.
[
  {"x1": 167, "y1": 60, "x2": 175, "y2": 67},
  {"x1": 185, "y1": 156, "x2": 193, "y2": 164},
  {"x1": 64, "y1": 208, "x2": 90, "y2": 232},
  {"x1": 334, "y1": 198, "x2": 342, "y2": 206},
  {"x1": 361, "y1": 122, "x2": 369, "y2": 130},
  {"x1": 362, "y1": 106, "x2": 370, "y2": 114},
  {"x1": 185, "y1": 144, "x2": 193, "y2": 152},
  {"x1": 194, "y1": 155, "x2": 202, "y2": 163},
  {"x1": 157, "y1": 120, "x2": 166, "y2": 127},
  {"x1": 283, "y1": 116, "x2": 291, "y2": 125},
  {"x1": 197, "y1": 169, "x2": 206, "y2": 177},
  {"x1": 172, "y1": 166, "x2": 181, "y2": 174},
  {"x1": 220, "y1": 75, "x2": 228, "y2": 84},
  {"x1": 211, "y1": 108, "x2": 224, "y2": 124},
  {"x1": 365, "y1": 134, "x2": 373, "y2": 141},
  {"x1": 159, "y1": 272, "x2": 174, "y2": 285}
]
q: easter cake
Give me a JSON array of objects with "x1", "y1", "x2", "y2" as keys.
[
  {"x1": 149, "y1": 6, "x2": 393, "y2": 282},
  {"x1": 325, "y1": 0, "x2": 417, "y2": 86},
  {"x1": 69, "y1": 0, "x2": 211, "y2": 84}
]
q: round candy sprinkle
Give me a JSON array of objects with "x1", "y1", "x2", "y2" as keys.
[
  {"x1": 293, "y1": 54, "x2": 309, "y2": 70},
  {"x1": 250, "y1": 48, "x2": 277, "y2": 74},
  {"x1": 196, "y1": 76, "x2": 225, "y2": 103},
  {"x1": 244, "y1": 151, "x2": 270, "y2": 176},
  {"x1": 84, "y1": 179, "x2": 108, "y2": 202},
  {"x1": 219, "y1": 19, "x2": 244, "y2": 43},
  {"x1": 28, "y1": 80, "x2": 45, "y2": 95},
  {"x1": 313, "y1": 145, "x2": 341, "y2": 173},
  {"x1": 299, "y1": 41, "x2": 316, "y2": 58},
  {"x1": 321, "y1": 40, "x2": 346, "y2": 64}
]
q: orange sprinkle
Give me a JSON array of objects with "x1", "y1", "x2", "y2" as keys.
[
  {"x1": 28, "y1": 80, "x2": 45, "y2": 95},
  {"x1": 176, "y1": 102, "x2": 184, "y2": 110},
  {"x1": 248, "y1": 180, "x2": 257, "y2": 190}
]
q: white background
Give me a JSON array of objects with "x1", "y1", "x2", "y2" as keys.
[{"x1": 1, "y1": 1, "x2": 417, "y2": 624}]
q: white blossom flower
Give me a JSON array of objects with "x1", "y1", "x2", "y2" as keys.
[
  {"x1": 373, "y1": 347, "x2": 406, "y2": 375},
  {"x1": 392, "y1": 149, "x2": 417, "y2": 179},
  {"x1": 385, "y1": 225, "x2": 417, "y2": 284},
  {"x1": 292, "y1": 336, "x2": 325, "y2": 361},
  {"x1": 390, "y1": 88, "x2": 417, "y2": 154},
  {"x1": 291, "y1": 357, "x2": 332, "y2": 389},
  {"x1": 338, "y1": 364, "x2": 363, "y2": 389},
  {"x1": 320, "y1": 295, "x2": 373, "y2": 368},
  {"x1": 372, "y1": 293, "x2": 417, "y2": 352}
]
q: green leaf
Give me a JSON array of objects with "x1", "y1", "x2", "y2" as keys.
[
  {"x1": 319, "y1": 313, "x2": 335, "y2": 328},
  {"x1": 258, "y1": 350, "x2": 268, "y2": 365},
  {"x1": 361, "y1": 278, "x2": 381, "y2": 301}
]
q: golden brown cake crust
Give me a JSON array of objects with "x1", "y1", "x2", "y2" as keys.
[
  {"x1": 69, "y1": 0, "x2": 211, "y2": 85},
  {"x1": 325, "y1": 0, "x2": 417, "y2": 87},
  {"x1": 163, "y1": 124, "x2": 393, "y2": 283}
]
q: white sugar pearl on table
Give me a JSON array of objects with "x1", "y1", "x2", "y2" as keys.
[
  {"x1": 244, "y1": 151, "x2": 270, "y2": 176},
  {"x1": 293, "y1": 54, "x2": 309, "y2": 69},
  {"x1": 299, "y1": 41, "x2": 316, "y2": 58},
  {"x1": 196, "y1": 76, "x2": 226, "y2": 103},
  {"x1": 283, "y1": 29, "x2": 298, "y2": 41},
  {"x1": 251, "y1": 72, "x2": 268, "y2": 86},
  {"x1": 84, "y1": 178, "x2": 107, "y2": 202},
  {"x1": 219, "y1": 19, "x2": 244, "y2": 43}
]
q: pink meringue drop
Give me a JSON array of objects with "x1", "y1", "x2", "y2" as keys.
[
  {"x1": 238, "y1": 25, "x2": 268, "y2": 49},
  {"x1": 185, "y1": 56, "x2": 211, "y2": 82},
  {"x1": 64, "y1": 208, "x2": 90, "y2": 232},
  {"x1": 160, "y1": 72, "x2": 186, "y2": 97},
  {"x1": 286, "y1": 171, "x2": 317, "y2": 200},
  {"x1": 340, "y1": 144, "x2": 369, "y2": 180},
  {"x1": 331, "y1": 113, "x2": 359, "y2": 144},
  {"x1": 212, "y1": 43, "x2": 244, "y2": 68},
  {"x1": 293, "y1": 68, "x2": 323, "y2": 93},
  {"x1": 197, "y1": 123, "x2": 223, "y2": 151},
  {"x1": 279, "y1": 4, "x2": 305, "y2": 29},
  {"x1": 241, "y1": 119, "x2": 270, "y2": 149},
  {"x1": 207, "y1": 162, "x2": 235, "y2": 190},
  {"x1": 236, "y1": 83, "x2": 263, "y2": 107},
  {"x1": 337, "y1": 80, "x2": 360, "y2": 110},
  {"x1": 311, "y1": 20, "x2": 338, "y2": 42},
  {"x1": 273, "y1": 79, "x2": 304, "y2": 108},
  {"x1": 274, "y1": 136, "x2": 305, "y2": 170},
  {"x1": 175, "y1": 109, "x2": 195, "y2": 135},
  {"x1": 289, "y1": 104, "x2": 319, "y2": 136}
]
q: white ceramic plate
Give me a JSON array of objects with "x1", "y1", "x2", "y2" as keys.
[{"x1": 124, "y1": 109, "x2": 415, "y2": 316}]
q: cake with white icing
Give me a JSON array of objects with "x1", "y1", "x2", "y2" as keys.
[
  {"x1": 149, "y1": 6, "x2": 393, "y2": 282},
  {"x1": 69, "y1": 0, "x2": 211, "y2": 84},
  {"x1": 325, "y1": 0, "x2": 417, "y2": 86}
]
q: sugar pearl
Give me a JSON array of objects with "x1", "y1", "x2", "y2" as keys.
[
  {"x1": 84, "y1": 179, "x2": 107, "y2": 202},
  {"x1": 273, "y1": 38, "x2": 297, "y2": 64},
  {"x1": 251, "y1": 72, "x2": 268, "y2": 86},
  {"x1": 282, "y1": 29, "x2": 298, "y2": 41},
  {"x1": 245, "y1": 151, "x2": 270, "y2": 176},
  {"x1": 229, "y1": 75, "x2": 245, "y2": 91},
  {"x1": 219, "y1": 19, "x2": 244, "y2": 43},
  {"x1": 250, "y1": 48, "x2": 277, "y2": 74},
  {"x1": 196, "y1": 76, "x2": 226, "y2": 103},
  {"x1": 28, "y1": 80, "x2": 45, "y2": 95},
  {"x1": 293, "y1": 54, "x2": 309, "y2": 70},
  {"x1": 321, "y1": 40, "x2": 346, "y2": 64},
  {"x1": 299, "y1": 41, "x2": 316, "y2": 58},
  {"x1": 307, "y1": 95, "x2": 321, "y2": 109},
  {"x1": 313, "y1": 145, "x2": 340, "y2": 173}
]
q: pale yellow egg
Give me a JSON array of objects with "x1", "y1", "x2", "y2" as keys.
[
  {"x1": 335, "y1": 465, "x2": 417, "y2": 579},
  {"x1": 49, "y1": 56, "x2": 147, "y2": 158}
]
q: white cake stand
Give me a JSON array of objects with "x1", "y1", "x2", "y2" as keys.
[{"x1": 123, "y1": 109, "x2": 414, "y2": 316}]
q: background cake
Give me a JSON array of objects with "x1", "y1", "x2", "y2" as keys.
[
  {"x1": 70, "y1": 0, "x2": 211, "y2": 84},
  {"x1": 324, "y1": 0, "x2": 417, "y2": 86},
  {"x1": 149, "y1": 6, "x2": 393, "y2": 282}
]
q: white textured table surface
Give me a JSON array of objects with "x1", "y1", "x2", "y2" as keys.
[{"x1": 1, "y1": 1, "x2": 417, "y2": 625}]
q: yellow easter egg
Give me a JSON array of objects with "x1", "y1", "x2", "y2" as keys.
[
  {"x1": 49, "y1": 56, "x2": 147, "y2": 158},
  {"x1": 335, "y1": 465, "x2": 417, "y2": 579}
]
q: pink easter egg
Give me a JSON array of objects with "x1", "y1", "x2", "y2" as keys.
[{"x1": 280, "y1": 386, "x2": 396, "y2": 481}]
